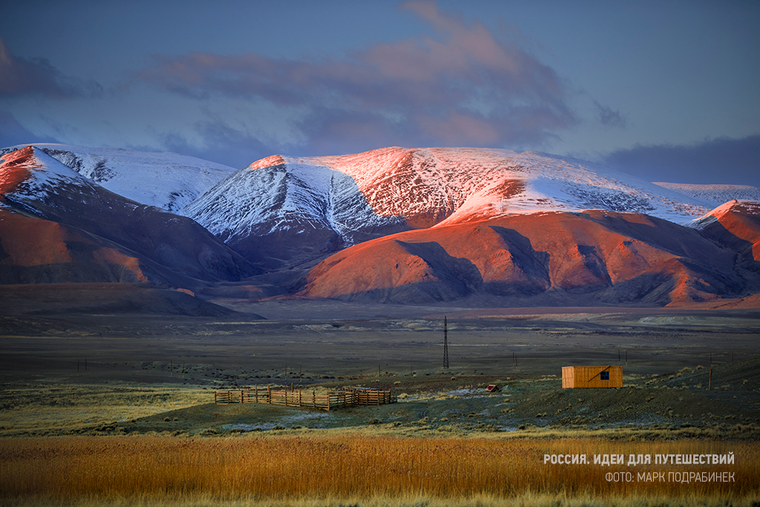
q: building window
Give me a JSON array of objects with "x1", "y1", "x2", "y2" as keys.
[{"x1": 600, "y1": 370, "x2": 610, "y2": 381}]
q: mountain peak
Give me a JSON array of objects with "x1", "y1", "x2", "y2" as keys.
[{"x1": 248, "y1": 154, "x2": 287, "y2": 170}]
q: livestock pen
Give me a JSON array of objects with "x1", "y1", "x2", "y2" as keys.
[{"x1": 214, "y1": 385, "x2": 395, "y2": 410}]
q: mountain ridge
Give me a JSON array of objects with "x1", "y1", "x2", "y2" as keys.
[
  {"x1": 3, "y1": 143, "x2": 760, "y2": 310},
  {"x1": 0, "y1": 143, "x2": 236, "y2": 212},
  {"x1": 184, "y1": 146, "x2": 718, "y2": 268}
]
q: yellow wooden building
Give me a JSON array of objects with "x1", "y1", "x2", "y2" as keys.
[{"x1": 562, "y1": 366, "x2": 623, "y2": 388}]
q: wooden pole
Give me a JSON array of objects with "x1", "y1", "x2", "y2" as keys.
[
  {"x1": 85, "y1": 359, "x2": 87, "y2": 371},
  {"x1": 182, "y1": 362, "x2": 185, "y2": 379},
  {"x1": 709, "y1": 367, "x2": 712, "y2": 391},
  {"x1": 443, "y1": 316, "x2": 449, "y2": 369},
  {"x1": 170, "y1": 360, "x2": 172, "y2": 377}
]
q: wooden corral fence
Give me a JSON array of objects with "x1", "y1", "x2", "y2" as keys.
[
  {"x1": 349, "y1": 386, "x2": 393, "y2": 405},
  {"x1": 214, "y1": 386, "x2": 395, "y2": 411}
]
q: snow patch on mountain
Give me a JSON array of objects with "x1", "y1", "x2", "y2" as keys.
[
  {"x1": 654, "y1": 182, "x2": 760, "y2": 204},
  {"x1": 0, "y1": 143, "x2": 236, "y2": 212}
]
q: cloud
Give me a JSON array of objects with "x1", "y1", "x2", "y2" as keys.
[
  {"x1": 603, "y1": 135, "x2": 760, "y2": 187},
  {"x1": 136, "y1": 0, "x2": 577, "y2": 154},
  {"x1": 158, "y1": 119, "x2": 274, "y2": 169},
  {"x1": 594, "y1": 100, "x2": 628, "y2": 129},
  {"x1": 0, "y1": 36, "x2": 101, "y2": 99},
  {"x1": 0, "y1": 110, "x2": 59, "y2": 148}
]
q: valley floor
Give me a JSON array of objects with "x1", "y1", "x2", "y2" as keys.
[{"x1": 1, "y1": 305, "x2": 759, "y2": 506}]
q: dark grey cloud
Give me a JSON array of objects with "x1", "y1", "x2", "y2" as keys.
[
  {"x1": 594, "y1": 100, "x2": 628, "y2": 129},
  {"x1": 603, "y1": 135, "x2": 760, "y2": 187},
  {"x1": 0, "y1": 36, "x2": 101, "y2": 99},
  {"x1": 157, "y1": 120, "x2": 273, "y2": 169},
  {"x1": 136, "y1": 0, "x2": 578, "y2": 155},
  {"x1": 0, "y1": 110, "x2": 59, "y2": 148}
]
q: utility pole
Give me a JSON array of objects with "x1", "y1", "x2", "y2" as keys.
[{"x1": 443, "y1": 316, "x2": 449, "y2": 369}]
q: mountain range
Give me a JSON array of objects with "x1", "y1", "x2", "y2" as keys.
[{"x1": 1, "y1": 143, "x2": 759, "y2": 313}]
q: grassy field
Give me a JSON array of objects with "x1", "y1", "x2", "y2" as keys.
[
  {"x1": 1, "y1": 435, "x2": 758, "y2": 506},
  {"x1": 2, "y1": 307, "x2": 759, "y2": 505}
]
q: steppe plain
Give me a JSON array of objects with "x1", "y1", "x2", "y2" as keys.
[{"x1": 2, "y1": 292, "x2": 760, "y2": 506}]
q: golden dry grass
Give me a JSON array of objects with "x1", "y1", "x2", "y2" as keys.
[{"x1": 1, "y1": 435, "x2": 758, "y2": 506}]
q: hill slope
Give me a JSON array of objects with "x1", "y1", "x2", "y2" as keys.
[{"x1": 298, "y1": 209, "x2": 753, "y2": 307}]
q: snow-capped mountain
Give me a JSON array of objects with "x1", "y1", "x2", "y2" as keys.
[
  {"x1": 0, "y1": 146, "x2": 256, "y2": 286},
  {"x1": 182, "y1": 154, "x2": 409, "y2": 266},
  {"x1": 185, "y1": 147, "x2": 717, "y2": 266},
  {"x1": 308, "y1": 147, "x2": 717, "y2": 224},
  {"x1": 0, "y1": 143, "x2": 236, "y2": 212},
  {"x1": 654, "y1": 182, "x2": 760, "y2": 204}
]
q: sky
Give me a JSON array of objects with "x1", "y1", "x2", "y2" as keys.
[{"x1": 0, "y1": 0, "x2": 758, "y2": 185}]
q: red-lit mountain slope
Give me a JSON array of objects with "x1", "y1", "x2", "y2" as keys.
[
  {"x1": 0, "y1": 146, "x2": 257, "y2": 288},
  {"x1": 298, "y1": 209, "x2": 756, "y2": 307},
  {"x1": 693, "y1": 200, "x2": 760, "y2": 263}
]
